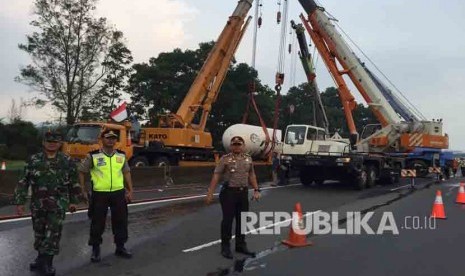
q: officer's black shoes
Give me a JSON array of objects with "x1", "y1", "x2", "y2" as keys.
[
  {"x1": 91, "y1": 245, "x2": 101, "y2": 263},
  {"x1": 42, "y1": 255, "x2": 56, "y2": 276},
  {"x1": 29, "y1": 254, "x2": 42, "y2": 271},
  {"x1": 221, "y1": 245, "x2": 233, "y2": 259},
  {"x1": 115, "y1": 246, "x2": 132, "y2": 259},
  {"x1": 236, "y1": 245, "x2": 256, "y2": 257}
]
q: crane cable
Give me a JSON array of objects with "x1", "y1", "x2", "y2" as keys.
[
  {"x1": 328, "y1": 15, "x2": 427, "y2": 121},
  {"x1": 242, "y1": 0, "x2": 272, "y2": 159},
  {"x1": 266, "y1": 0, "x2": 289, "y2": 158},
  {"x1": 276, "y1": 0, "x2": 289, "y2": 77},
  {"x1": 251, "y1": 0, "x2": 261, "y2": 68}
]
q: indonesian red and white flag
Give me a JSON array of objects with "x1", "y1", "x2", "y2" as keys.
[{"x1": 110, "y1": 102, "x2": 128, "y2": 122}]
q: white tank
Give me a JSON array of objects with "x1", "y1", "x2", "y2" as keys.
[{"x1": 222, "y1": 124, "x2": 282, "y2": 158}]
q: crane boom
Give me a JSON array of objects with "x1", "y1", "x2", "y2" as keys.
[
  {"x1": 364, "y1": 67, "x2": 420, "y2": 122},
  {"x1": 173, "y1": 0, "x2": 253, "y2": 129},
  {"x1": 291, "y1": 20, "x2": 329, "y2": 133},
  {"x1": 140, "y1": 0, "x2": 254, "y2": 151},
  {"x1": 300, "y1": 1, "x2": 400, "y2": 126}
]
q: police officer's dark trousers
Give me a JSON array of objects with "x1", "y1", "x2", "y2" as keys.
[
  {"x1": 88, "y1": 189, "x2": 128, "y2": 246},
  {"x1": 219, "y1": 187, "x2": 249, "y2": 247}
]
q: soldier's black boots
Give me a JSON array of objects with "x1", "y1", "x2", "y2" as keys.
[
  {"x1": 29, "y1": 254, "x2": 42, "y2": 271},
  {"x1": 236, "y1": 244, "x2": 256, "y2": 257},
  {"x1": 42, "y1": 255, "x2": 56, "y2": 276},
  {"x1": 91, "y1": 245, "x2": 101, "y2": 263},
  {"x1": 221, "y1": 244, "x2": 233, "y2": 259},
  {"x1": 115, "y1": 245, "x2": 132, "y2": 259}
]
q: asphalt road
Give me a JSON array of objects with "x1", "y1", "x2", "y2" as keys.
[{"x1": 0, "y1": 176, "x2": 463, "y2": 276}]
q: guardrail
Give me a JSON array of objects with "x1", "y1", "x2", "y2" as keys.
[{"x1": 0, "y1": 164, "x2": 273, "y2": 205}]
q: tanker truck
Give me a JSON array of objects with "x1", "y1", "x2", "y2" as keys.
[{"x1": 222, "y1": 124, "x2": 282, "y2": 160}]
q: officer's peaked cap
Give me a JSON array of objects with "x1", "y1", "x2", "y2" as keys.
[
  {"x1": 101, "y1": 129, "x2": 119, "y2": 138},
  {"x1": 230, "y1": 136, "x2": 245, "y2": 145}
]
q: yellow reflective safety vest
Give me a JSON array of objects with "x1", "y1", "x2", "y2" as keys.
[{"x1": 90, "y1": 150, "x2": 126, "y2": 192}]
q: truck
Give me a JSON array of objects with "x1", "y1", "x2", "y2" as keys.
[
  {"x1": 281, "y1": 0, "x2": 449, "y2": 189},
  {"x1": 63, "y1": 0, "x2": 254, "y2": 167},
  {"x1": 401, "y1": 148, "x2": 456, "y2": 178}
]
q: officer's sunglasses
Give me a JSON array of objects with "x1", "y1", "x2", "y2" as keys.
[{"x1": 104, "y1": 136, "x2": 118, "y2": 140}]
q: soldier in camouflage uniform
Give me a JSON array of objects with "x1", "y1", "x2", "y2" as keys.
[{"x1": 14, "y1": 131, "x2": 81, "y2": 276}]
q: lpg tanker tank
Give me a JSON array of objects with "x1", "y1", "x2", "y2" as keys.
[{"x1": 222, "y1": 124, "x2": 282, "y2": 158}]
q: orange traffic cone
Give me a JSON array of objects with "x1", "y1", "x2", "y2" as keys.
[
  {"x1": 431, "y1": 190, "x2": 447, "y2": 219},
  {"x1": 282, "y1": 202, "x2": 313, "y2": 247},
  {"x1": 0, "y1": 162, "x2": 5, "y2": 171},
  {"x1": 456, "y1": 183, "x2": 465, "y2": 204}
]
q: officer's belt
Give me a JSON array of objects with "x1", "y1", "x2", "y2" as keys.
[{"x1": 224, "y1": 186, "x2": 248, "y2": 191}]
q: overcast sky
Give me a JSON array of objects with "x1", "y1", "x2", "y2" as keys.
[{"x1": 1, "y1": 0, "x2": 464, "y2": 150}]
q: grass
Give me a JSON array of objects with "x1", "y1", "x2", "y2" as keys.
[{"x1": 1, "y1": 160, "x2": 25, "y2": 171}]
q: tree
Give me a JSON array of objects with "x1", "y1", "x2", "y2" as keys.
[
  {"x1": 1, "y1": 121, "x2": 40, "y2": 160},
  {"x1": 7, "y1": 98, "x2": 26, "y2": 123},
  {"x1": 127, "y1": 42, "x2": 214, "y2": 122},
  {"x1": 81, "y1": 31, "x2": 133, "y2": 120},
  {"x1": 17, "y1": 0, "x2": 132, "y2": 125},
  {"x1": 280, "y1": 83, "x2": 319, "y2": 130},
  {"x1": 0, "y1": 119, "x2": 5, "y2": 144},
  {"x1": 208, "y1": 63, "x2": 275, "y2": 148}
]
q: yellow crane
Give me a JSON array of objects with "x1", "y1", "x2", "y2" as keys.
[{"x1": 63, "y1": 0, "x2": 253, "y2": 166}]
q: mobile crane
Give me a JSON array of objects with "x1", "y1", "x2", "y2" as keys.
[
  {"x1": 281, "y1": 0, "x2": 449, "y2": 188},
  {"x1": 62, "y1": 0, "x2": 254, "y2": 166}
]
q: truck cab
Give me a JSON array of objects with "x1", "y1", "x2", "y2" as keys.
[
  {"x1": 62, "y1": 122, "x2": 133, "y2": 161},
  {"x1": 281, "y1": 125, "x2": 350, "y2": 159}
]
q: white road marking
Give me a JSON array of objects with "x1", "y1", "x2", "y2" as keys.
[
  {"x1": 182, "y1": 210, "x2": 322, "y2": 253},
  {"x1": 444, "y1": 183, "x2": 461, "y2": 188},
  {"x1": 0, "y1": 184, "x2": 299, "y2": 225},
  {"x1": 390, "y1": 184, "x2": 412, "y2": 191},
  {"x1": 446, "y1": 185, "x2": 458, "y2": 196}
]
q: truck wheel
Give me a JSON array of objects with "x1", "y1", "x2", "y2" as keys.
[
  {"x1": 129, "y1": 156, "x2": 149, "y2": 167},
  {"x1": 381, "y1": 174, "x2": 399, "y2": 185},
  {"x1": 366, "y1": 166, "x2": 377, "y2": 188},
  {"x1": 353, "y1": 168, "x2": 368, "y2": 190},
  {"x1": 154, "y1": 156, "x2": 170, "y2": 167},
  {"x1": 444, "y1": 167, "x2": 452, "y2": 180},
  {"x1": 407, "y1": 160, "x2": 428, "y2": 178},
  {"x1": 300, "y1": 171, "x2": 313, "y2": 186},
  {"x1": 314, "y1": 179, "x2": 325, "y2": 186}
]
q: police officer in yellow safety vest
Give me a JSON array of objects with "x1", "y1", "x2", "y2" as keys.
[{"x1": 78, "y1": 129, "x2": 134, "y2": 262}]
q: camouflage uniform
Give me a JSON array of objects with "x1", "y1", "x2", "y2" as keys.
[{"x1": 14, "y1": 151, "x2": 81, "y2": 256}]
